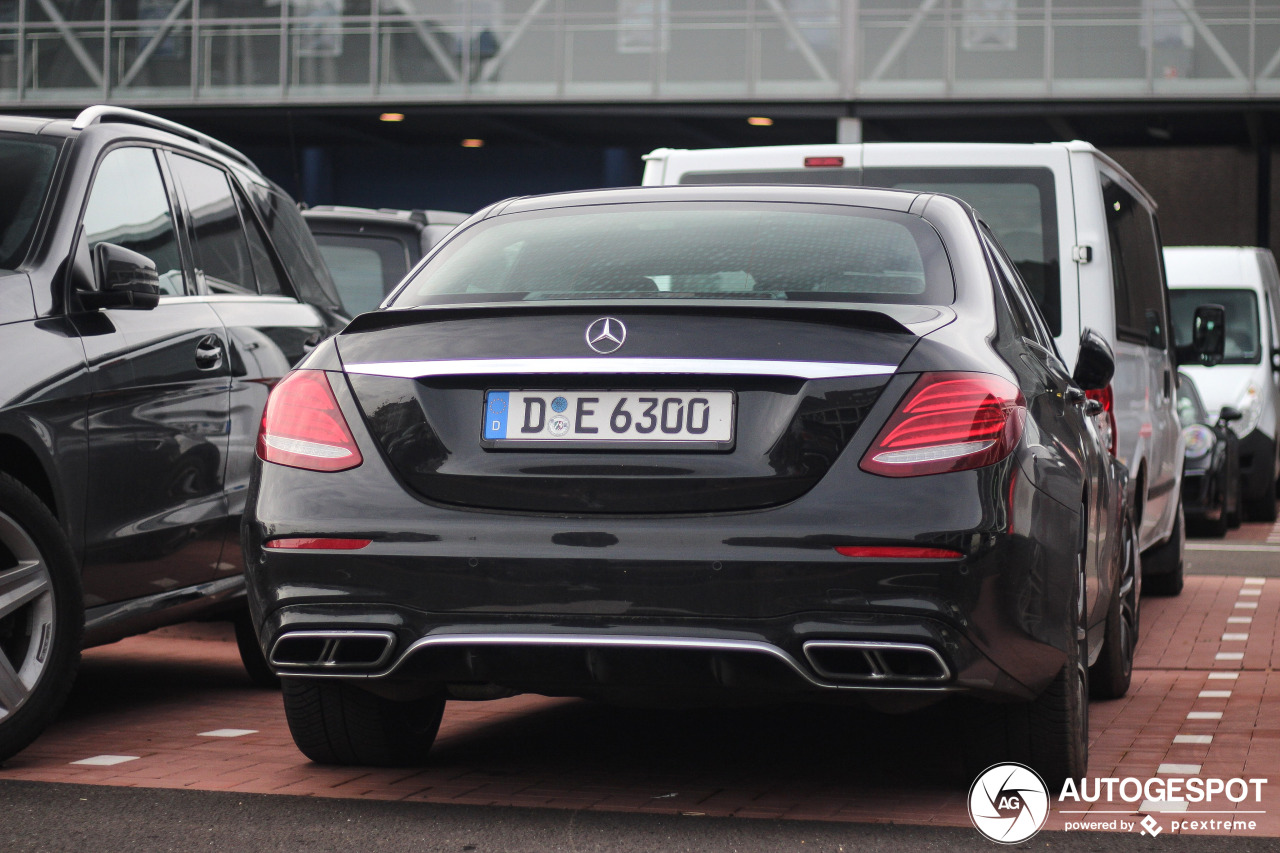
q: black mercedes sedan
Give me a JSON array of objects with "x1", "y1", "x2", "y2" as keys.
[{"x1": 244, "y1": 185, "x2": 1137, "y2": 786}]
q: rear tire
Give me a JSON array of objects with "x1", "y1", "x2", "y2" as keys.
[
  {"x1": 1142, "y1": 506, "x2": 1184, "y2": 597},
  {"x1": 1090, "y1": 514, "x2": 1139, "y2": 700},
  {"x1": 281, "y1": 678, "x2": 446, "y2": 766},
  {"x1": 0, "y1": 472, "x2": 83, "y2": 763},
  {"x1": 965, "y1": 552, "x2": 1089, "y2": 789}
]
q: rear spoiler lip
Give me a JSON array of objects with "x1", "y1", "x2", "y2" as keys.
[
  {"x1": 342, "y1": 356, "x2": 898, "y2": 382},
  {"x1": 342, "y1": 300, "x2": 951, "y2": 338}
]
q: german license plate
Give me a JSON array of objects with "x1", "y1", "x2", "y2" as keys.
[{"x1": 483, "y1": 390, "x2": 734, "y2": 446}]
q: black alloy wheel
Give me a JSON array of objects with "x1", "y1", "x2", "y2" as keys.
[{"x1": 1090, "y1": 513, "x2": 1139, "y2": 699}]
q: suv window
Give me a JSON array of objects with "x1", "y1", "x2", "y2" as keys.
[
  {"x1": 1102, "y1": 175, "x2": 1167, "y2": 348},
  {"x1": 312, "y1": 233, "x2": 411, "y2": 315},
  {"x1": 169, "y1": 154, "x2": 258, "y2": 294},
  {"x1": 0, "y1": 136, "x2": 60, "y2": 270},
  {"x1": 82, "y1": 147, "x2": 185, "y2": 295}
]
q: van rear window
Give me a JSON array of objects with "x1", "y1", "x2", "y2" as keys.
[{"x1": 678, "y1": 164, "x2": 1061, "y2": 335}]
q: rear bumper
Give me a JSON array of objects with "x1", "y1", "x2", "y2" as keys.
[{"x1": 244, "y1": 460, "x2": 1081, "y2": 706}]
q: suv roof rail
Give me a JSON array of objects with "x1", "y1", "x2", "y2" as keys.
[{"x1": 72, "y1": 105, "x2": 261, "y2": 175}]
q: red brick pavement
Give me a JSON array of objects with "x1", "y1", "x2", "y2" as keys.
[{"x1": 1, "y1": 575, "x2": 1276, "y2": 838}]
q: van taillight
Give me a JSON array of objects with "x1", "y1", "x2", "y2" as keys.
[
  {"x1": 859, "y1": 372, "x2": 1026, "y2": 477},
  {"x1": 1085, "y1": 385, "x2": 1117, "y2": 456},
  {"x1": 804, "y1": 156, "x2": 844, "y2": 168},
  {"x1": 257, "y1": 370, "x2": 363, "y2": 472}
]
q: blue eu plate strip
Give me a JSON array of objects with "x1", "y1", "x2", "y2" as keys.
[{"x1": 484, "y1": 392, "x2": 510, "y2": 439}]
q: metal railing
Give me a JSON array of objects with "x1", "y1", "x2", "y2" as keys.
[{"x1": 0, "y1": 1, "x2": 1276, "y2": 107}]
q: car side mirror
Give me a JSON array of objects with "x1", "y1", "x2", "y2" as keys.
[
  {"x1": 1176, "y1": 304, "x2": 1226, "y2": 366},
  {"x1": 79, "y1": 242, "x2": 160, "y2": 311},
  {"x1": 1218, "y1": 406, "x2": 1243, "y2": 424},
  {"x1": 1072, "y1": 327, "x2": 1115, "y2": 391}
]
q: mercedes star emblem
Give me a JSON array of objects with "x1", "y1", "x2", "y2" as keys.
[{"x1": 585, "y1": 317, "x2": 626, "y2": 354}]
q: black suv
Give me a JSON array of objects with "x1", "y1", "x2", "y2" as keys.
[
  {"x1": 0, "y1": 106, "x2": 347, "y2": 761},
  {"x1": 302, "y1": 206, "x2": 469, "y2": 316}
]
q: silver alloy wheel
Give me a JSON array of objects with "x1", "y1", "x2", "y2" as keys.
[{"x1": 0, "y1": 509, "x2": 56, "y2": 723}]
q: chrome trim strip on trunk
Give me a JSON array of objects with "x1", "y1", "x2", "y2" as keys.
[
  {"x1": 342, "y1": 358, "x2": 898, "y2": 381},
  {"x1": 281, "y1": 632, "x2": 957, "y2": 693}
]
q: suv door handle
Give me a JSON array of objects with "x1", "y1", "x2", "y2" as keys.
[{"x1": 194, "y1": 335, "x2": 224, "y2": 371}]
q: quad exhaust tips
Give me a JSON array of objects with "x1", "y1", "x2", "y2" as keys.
[
  {"x1": 269, "y1": 631, "x2": 396, "y2": 669},
  {"x1": 802, "y1": 641, "x2": 951, "y2": 683}
]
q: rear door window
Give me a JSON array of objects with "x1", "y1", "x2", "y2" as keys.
[
  {"x1": 168, "y1": 154, "x2": 258, "y2": 295},
  {"x1": 1102, "y1": 174, "x2": 1168, "y2": 349}
]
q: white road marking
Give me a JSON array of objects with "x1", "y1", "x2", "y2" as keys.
[
  {"x1": 1235, "y1": 601, "x2": 1258, "y2": 609},
  {"x1": 1198, "y1": 690, "x2": 1232, "y2": 699},
  {"x1": 1187, "y1": 711, "x2": 1224, "y2": 720},
  {"x1": 1207, "y1": 672, "x2": 1239, "y2": 680},
  {"x1": 1221, "y1": 633, "x2": 1250, "y2": 641},
  {"x1": 71, "y1": 755, "x2": 139, "y2": 766},
  {"x1": 1227, "y1": 616, "x2": 1253, "y2": 623},
  {"x1": 1158, "y1": 763, "x2": 1202, "y2": 774},
  {"x1": 1140, "y1": 800, "x2": 1189, "y2": 813},
  {"x1": 197, "y1": 729, "x2": 258, "y2": 738},
  {"x1": 1174, "y1": 735, "x2": 1214, "y2": 744},
  {"x1": 1215, "y1": 652, "x2": 1245, "y2": 661}
]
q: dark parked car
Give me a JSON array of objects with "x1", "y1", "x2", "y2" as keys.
[
  {"x1": 302, "y1": 206, "x2": 469, "y2": 316},
  {"x1": 1178, "y1": 372, "x2": 1242, "y2": 537},
  {"x1": 245, "y1": 184, "x2": 1143, "y2": 786},
  {"x1": 0, "y1": 105, "x2": 346, "y2": 761}
]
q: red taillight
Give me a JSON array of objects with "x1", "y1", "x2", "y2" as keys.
[
  {"x1": 257, "y1": 370, "x2": 363, "y2": 472},
  {"x1": 834, "y1": 545, "x2": 963, "y2": 559},
  {"x1": 859, "y1": 372, "x2": 1026, "y2": 477},
  {"x1": 1085, "y1": 385, "x2": 1117, "y2": 456},
  {"x1": 804, "y1": 156, "x2": 844, "y2": 168},
  {"x1": 264, "y1": 537, "x2": 372, "y2": 550}
]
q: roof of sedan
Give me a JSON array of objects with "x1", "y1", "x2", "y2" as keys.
[{"x1": 487, "y1": 183, "x2": 944, "y2": 217}]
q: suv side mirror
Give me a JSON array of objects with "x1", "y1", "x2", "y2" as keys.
[
  {"x1": 79, "y1": 242, "x2": 161, "y2": 311},
  {"x1": 1073, "y1": 327, "x2": 1115, "y2": 391},
  {"x1": 1176, "y1": 303, "x2": 1226, "y2": 366},
  {"x1": 1218, "y1": 406, "x2": 1243, "y2": 424}
]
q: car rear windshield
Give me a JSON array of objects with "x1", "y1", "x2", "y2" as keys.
[
  {"x1": 391, "y1": 202, "x2": 954, "y2": 307},
  {"x1": 1170, "y1": 288, "x2": 1261, "y2": 365},
  {"x1": 0, "y1": 136, "x2": 60, "y2": 270}
]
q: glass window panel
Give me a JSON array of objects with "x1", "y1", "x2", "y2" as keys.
[
  {"x1": 83, "y1": 147, "x2": 186, "y2": 295},
  {"x1": 170, "y1": 154, "x2": 257, "y2": 293}
]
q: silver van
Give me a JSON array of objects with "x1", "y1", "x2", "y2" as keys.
[{"x1": 643, "y1": 142, "x2": 1218, "y2": 595}]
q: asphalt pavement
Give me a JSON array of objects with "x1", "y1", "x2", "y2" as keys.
[{"x1": 4, "y1": 779, "x2": 1279, "y2": 853}]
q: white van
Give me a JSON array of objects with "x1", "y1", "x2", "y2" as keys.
[
  {"x1": 643, "y1": 142, "x2": 1207, "y2": 594},
  {"x1": 1166, "y1": 246, "x2": 1280, "y2": 522}
]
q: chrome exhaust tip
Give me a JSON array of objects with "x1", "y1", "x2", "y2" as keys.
[
  {"x1": 802, "y1": 641, "x2": 951, "y2": 683},
  {"x1": 269, "y1": 630, "x2": 396, "y2": 670}
]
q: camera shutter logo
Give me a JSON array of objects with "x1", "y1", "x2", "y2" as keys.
[
  {"x1": 968, "y1": 763, "x2": 1050, "y2": 844},
  {"x1": 585, "y1": 317, "x2": 626, "y2": 354}
]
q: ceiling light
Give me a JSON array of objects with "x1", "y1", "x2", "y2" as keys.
[
  {"x1": 379, "y1": 112, "x2": 405, "y2": 122},
  {"x1": 747, "y1": 116, "x2": 774, "y2": 127},
  {"x1": 461, "y1": 138, "x2": 485, "y2": 148}
]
